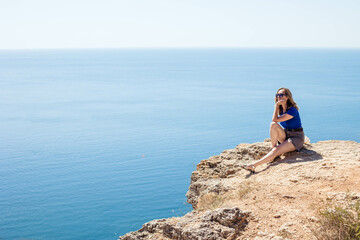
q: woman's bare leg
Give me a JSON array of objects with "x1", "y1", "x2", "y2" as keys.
[
  {"x1": 243, "y1": 140, "x2": 296, "y2": 171},
  {"x1": 270, "y1": 122, "x2": 286, "y2": 148},
  {"x1": 242, "y1": 122, "x2": 293, "y2": 172},
  {"x1": 253, "y1": 140, "x2": 296, "y2": 168}
]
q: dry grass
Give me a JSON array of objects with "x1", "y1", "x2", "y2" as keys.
[
  {"x1": 197, "y1": 193, "x2": 225, "y2": 211},
  {"x1": 237, "y1": 181, "x2": 256, "y2": 199},
  {"x1": 312, "y1": 195, "x2": 360, "y2": 240},
  {"x1": 196, "y1": 181, "x2": 257, "y2": 211}
]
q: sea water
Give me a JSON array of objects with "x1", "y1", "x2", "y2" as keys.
[{"x1": 0, "y1": 49, "x2": 359, "y2": 240}]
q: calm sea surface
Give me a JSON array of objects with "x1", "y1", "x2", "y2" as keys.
[{"x1": 0, "y1": 49, "x2": 359, "y2": 240}]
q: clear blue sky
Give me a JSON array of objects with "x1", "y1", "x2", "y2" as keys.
[{"x1": 1, "y1": 0, "x2": 360, "y2": 49}]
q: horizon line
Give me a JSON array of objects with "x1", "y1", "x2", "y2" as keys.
[{"x1": 1, "y1": 46, "x2": 360, "y2": 51}]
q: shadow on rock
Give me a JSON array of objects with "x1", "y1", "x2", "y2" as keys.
[
  {"x1": 262, "y1": 146, "x2": 323, "y2": 172},
  {"x1": 244, "y1": 146, "x2": 323, "y2": 177}
]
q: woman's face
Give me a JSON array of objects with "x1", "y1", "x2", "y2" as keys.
[{"x1": 276, "y1": 89, "x2": 288, "y2": 102}]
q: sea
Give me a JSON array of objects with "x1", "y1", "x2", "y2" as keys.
[{"x1": 0, "y1": 48, "x2": 359, "y2": 240}]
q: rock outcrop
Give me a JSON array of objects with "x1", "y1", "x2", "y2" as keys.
[
  {"x1": 120, "y1": 208, "x2": 250, "y2": 240},
  {"x1": 120, "y1": 140, "x2": 360, "y2": 240},
  {"x1": 187, "y1": 142, "x2": 273, "y2": 208}
]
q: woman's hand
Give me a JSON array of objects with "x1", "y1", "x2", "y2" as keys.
[{"x1": 275, "y1": 99, "x2": 286, "y2": 107}]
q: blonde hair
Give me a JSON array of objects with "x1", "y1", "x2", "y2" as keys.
[{"x1": 274, "y1": 88, "x2": 299, "y2": 114}]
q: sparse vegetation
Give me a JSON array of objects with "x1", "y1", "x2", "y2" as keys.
[
  {"x1": 312, "y1": 194, "x2": 360, "y2": 240},
  {"x1": 237, "y1": 181, "x2": 255, "y2": 199},
  {"x1": 197, "y1": 193, "x2": 225, "y2": 211},
  {"x1": 196, "y1": 181, "x2": 257, "y2": 211}
]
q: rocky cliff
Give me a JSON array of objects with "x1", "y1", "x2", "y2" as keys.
[{"x1": 120, "y1": 140, "x2": 360, "y2": 240}]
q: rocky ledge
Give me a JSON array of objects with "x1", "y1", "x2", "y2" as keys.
[
  {"x1": 120, "y1": 140, "x2": 360, "y2": 240},
  {"x1": 120, "y1": 207, "x2": 250, "y2": 240}
]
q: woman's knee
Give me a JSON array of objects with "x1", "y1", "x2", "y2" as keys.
[
  {"x1": 273, "y1": 141, "x2": 295, "y2": 156},
  {"x1": 270, "y1": 121, "x2": 280, "y2": 130}
]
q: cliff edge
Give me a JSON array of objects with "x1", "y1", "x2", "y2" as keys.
[{"x1": 120, "y1": 140, "x2": 360, "y2": 240}]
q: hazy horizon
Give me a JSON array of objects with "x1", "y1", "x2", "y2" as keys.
[
  {"x1": 1, "y1": 0, "x2": 360, "y2": 49},
  {"x1": 1, "y1": 47, "x2": 360, "y2": 51}
]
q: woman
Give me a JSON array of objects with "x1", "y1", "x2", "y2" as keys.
[{"x1": 242, "y1": 87, "x2": 305, "y2": 173}]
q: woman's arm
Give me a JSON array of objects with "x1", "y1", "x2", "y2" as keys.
[{"x1": 272, "y1": 101, "x2": 294, "y2": 122}]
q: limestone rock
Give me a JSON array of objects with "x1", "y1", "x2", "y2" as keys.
[
  {"x1": 119, "y1": 207, "x2": 250, "y2": 240},
  {"x1": 120, "y1": 140, "x2": 360, "y2": 240},
  {"x1": 186, "y1": 142, "x2": 272, "y2": 208}
]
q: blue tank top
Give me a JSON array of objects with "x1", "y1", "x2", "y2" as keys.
[{"x1": 279, "y1": 107, "x2": 302, "y2": 129}]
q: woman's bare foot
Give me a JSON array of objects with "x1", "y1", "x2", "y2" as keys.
[{"x1": 241, "y1": 164, "x2": 255, "y2": 173}]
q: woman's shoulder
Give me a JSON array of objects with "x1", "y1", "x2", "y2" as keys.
[{"x1": 286, "y1": 106, "x2": 299, "y2": 116}]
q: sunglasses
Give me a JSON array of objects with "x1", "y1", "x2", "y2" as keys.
[{"x1": 275, "y1": 93, "x2": 286, "y2": 98}]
